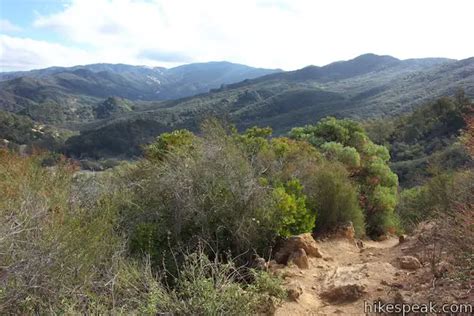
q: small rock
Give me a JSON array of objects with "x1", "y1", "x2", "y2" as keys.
[
  {"x1": 335, "y1": 221, "x2": 356, "y2": 240},
  {"x1": 311, "y1": 285, "x2": 317, "y2": 290},
  {"x1": 377, "y1": 287, "x2": 384, "y2": 292},
  {"x1": 391, "y1": 282, "x2": 404, "y2": 289},
  {"x1": 287, "y1": 282, "x2": 303, "y2": 301},
  {"x1": 288, "y1": 248, "x2": 310, "y2": 269},
  {"x1": 321, "y1": 284, "x2": 366, "y2": 303},
  {"x1": 356, "y1": 239, "x2": 365, "y2": 249},
  {"x1": 399, "y1": 256, "x2": 422, "y2": 270},
  {"x1": 267, "y1": 260, "x2": 285, "y2": 272},
  {"x1": 275, "y1": 233, "x2": 322, "y2": 264},
  {"x1": 380, "y1": 280, "x2": 389, "y2": 286},
  {"x1": 323, "y1": 257, "x2": 334, "y2": 262},
  {"x1": 398, "y1": 234, "x2": 408, "y2": 243}
]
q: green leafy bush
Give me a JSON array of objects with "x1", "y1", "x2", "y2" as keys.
[
  {"x1": 272, "y1": 179, "x2": 315, "y2": 237},
  {"x1": 144, "y1": 129, "x2": 196, "y2": 161},
  {"x1": 290, "y1": 117, "x2": 399, "y2": 237},
  {"x1": 321, "y1": 141, "x2": 361, "y2": 169},
  {"x1": 124, "y1": 121, "x2": 326, "y2": 268},
  {"x1": 308, "y1": 162, "x2": 365, "y2": 237},
  {"x1": 397, "y1": 169, "x2": 474, "y2": 232},
  {"x1": 0, "y1": 149, "x2": 285, "y2": 315},
  {"x1": 125, "y1": 123, "x2": 281, "y2": 267}
]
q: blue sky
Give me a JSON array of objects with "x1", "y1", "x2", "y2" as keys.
[
  {"x1": 1, "y1": 0, "x2": 473, "y2": 72},
  {"x1": 1, "y1": 0, "x2": 65, "y2": 41}
]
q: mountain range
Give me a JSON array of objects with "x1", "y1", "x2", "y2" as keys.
[
  {"x1": 1, "y1": 53, "x2": 473, "y2": 158},
  {"x1": 0, "y1": 61, "x2": 280, "y2": 120}
]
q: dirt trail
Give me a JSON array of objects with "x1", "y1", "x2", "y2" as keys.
[{"x1": 275, "y1": 237, "x2": 405, "y2": 315}]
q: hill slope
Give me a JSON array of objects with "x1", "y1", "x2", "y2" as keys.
[
  {"x1": 63, "y1": 54, "x2": 474, "y2": 158},
  {"x1": 0, "y1": 61, "x2": 281, "y2": 121}
]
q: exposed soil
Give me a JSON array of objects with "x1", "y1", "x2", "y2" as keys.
[{"x1": 274, "y1": 225, "x2": 473, "y2": 315}]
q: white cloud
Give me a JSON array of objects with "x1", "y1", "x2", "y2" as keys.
[
  {"x1": 3, "y1": 0, "x2": 474, "y2": 71},
  {"x1": 0, "y1": 35, "x2": 93, "y2": 71},
  {"x1": 0, "y1": 19, "x2": 22, "y2": 33}
]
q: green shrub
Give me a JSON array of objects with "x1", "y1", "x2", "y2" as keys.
[
  {"x1": 272, "y1": 179, "x2": 315, "y2": 237},
  {"x1": 144, "y1": 129, "x2": 197, "y2": 161},
  {"x1": 397, "y1": 170, "x2": 474, "y2": 232},
  {"x1": 0, "y1": 149, "x2": 285, "y2": 315},
  {"x1": 0, "y1": 150, "x2": 128, "y2": 313},
  {"x1": 141, "y1": 250, "x2": 285, "y2": 316},
  {"x1": 309, "y1": 162, "x2": 365, "y2": 237},
  {"x1": 124, "y1": 123, "x2": 281, "y2": 268},
  {"x1": 321, "y1": 141, "x2": 361, "y2": 169},
  {"x1": 290, "y1": 117, "x2": 398, "y2": 237},
  {"x1": 397, "y1": 186, "x2": 430, "y2": 231}
]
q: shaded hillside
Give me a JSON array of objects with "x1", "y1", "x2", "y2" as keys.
[
  {"x1": 0, "y1": 62, "x2": 280, "y2": 116},
  {"x1": 139, "y1": 54, "x2": 472, "y2": 133},
  {"x1": 0, "y1": 110, "x2": 72, "y2": 151},
  {"x1": 366, "y1": 93, "x2": 473, "y2": 187},
  {"x1": 62, "y1": 55, "x2": 474, "y2": 158}
]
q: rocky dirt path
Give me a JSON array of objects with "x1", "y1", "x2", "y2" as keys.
[{"x1": 274, "y1": 236, "x2": 407, "y2": 315}]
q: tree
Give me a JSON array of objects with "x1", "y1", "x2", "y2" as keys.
[{"x1": 290, "y1": 117, "x2": 399, "y2": 237}]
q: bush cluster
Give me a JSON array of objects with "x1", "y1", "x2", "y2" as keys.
[
  {"x1": 0, "y1": 116, "x2": 405, "y2": 314},
  {"x1": 290, "y1": 117, "x2": 400, "y2": 237},
  {"x1": 0, "y1": 149, "x2": 285, "y2": 314}
]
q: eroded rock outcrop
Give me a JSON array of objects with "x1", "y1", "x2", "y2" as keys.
[{"x1": 275, "y1": 233, "x2": 323, "y2": 265}]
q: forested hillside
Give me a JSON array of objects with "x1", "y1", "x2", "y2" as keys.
[
  {"x1": 0, "y1": 61, "x2": 280, "y2": 123},
  {"x1": 1, "y1": 55, "x2": 472, "y2": 129},
  {"x1": 366, "y1": 92, "x2": 472, "y2": 187},
  {"x1": 54, "y1": 54, "x2": 473, "y2": 158}
]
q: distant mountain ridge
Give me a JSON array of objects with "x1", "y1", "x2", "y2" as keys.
[
  {"x1": 60, "y1": 54, "x2": 473, "y2": 158},
  {"x1": 0, "y1": 61, "x2": 281, "y2": 123},
  {"x1": 0, "y1": 61, "x2": 281, "y2": 100},
  {"x1": 1, "y1": 53, "x2": 473, "y2": 158},
  {"x1": 223, "y1": 54, "x2": 453, "y2": 86}
]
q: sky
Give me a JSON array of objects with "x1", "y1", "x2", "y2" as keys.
[{"x1": 0, "y1": 0, "x2": 473, "y2": 72}]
